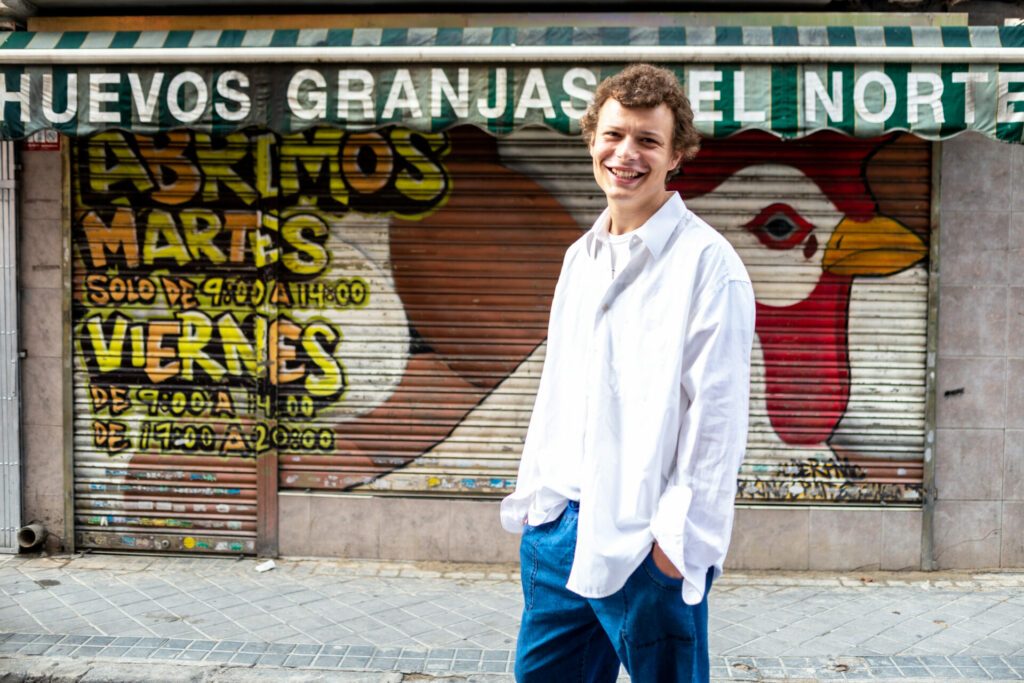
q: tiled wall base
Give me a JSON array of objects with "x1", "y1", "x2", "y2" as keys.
[
  {"x1": 279, "y1": 494, "x2": 924, "y2": 571},
  {"x1": 278, "y1": 493, "x2": 521, "y2": 563}
]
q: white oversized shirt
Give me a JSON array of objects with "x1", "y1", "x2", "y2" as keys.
[{"x1": 500, "y1": 193, "x2": 755, "y2": 606}]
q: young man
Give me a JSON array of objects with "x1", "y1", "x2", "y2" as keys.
[{"x1": 500, "y1": 64, "x2": 756, "y2": 681}]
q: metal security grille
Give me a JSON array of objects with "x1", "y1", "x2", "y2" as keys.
[{"x1": 0, "y1": 140, "x2": 20, "y2": 553}]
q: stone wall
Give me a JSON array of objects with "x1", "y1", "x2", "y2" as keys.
[
  {"x1": 18, "y1": 148, "x2": 65, "y2": 553},
  {"x1": 935, "y1": 132, "x2": 1024, "y2": 569}
]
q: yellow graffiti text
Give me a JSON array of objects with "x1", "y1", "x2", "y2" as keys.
[
  {"x1": 77, "y1": 207, "x2": 329, "y2": 277},
  {"x1": 81, "y1": 128, "x2": 450, "y2": 218},
  {"x1": 136, "y1": 387, "x2": 237, "y2": 418},
  {"x1": 80, "y1": 311, "x2": 347, "y2": 400}
]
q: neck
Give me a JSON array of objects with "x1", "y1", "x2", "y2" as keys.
[{"x1": 607, "y1": 191, "x2": 674, "y2": 235}]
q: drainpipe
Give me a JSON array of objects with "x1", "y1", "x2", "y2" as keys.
[{"x1": 0, "y1": 141, "x2": 20, "y2": 554}]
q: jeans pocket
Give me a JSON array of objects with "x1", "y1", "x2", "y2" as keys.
[
  {"x1": 520, "y1": 518, "x2": 560, "y2": 611},
  {"x1": 642, "y1": 551, "x2": 684, "y2": 590},
  {"x1": 622, "y1": 558, "x2": 696, "y2": 649}
]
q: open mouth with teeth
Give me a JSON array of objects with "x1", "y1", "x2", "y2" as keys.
[{"x1": 607, "y1": 166, "x2": 646, "y2": 180}]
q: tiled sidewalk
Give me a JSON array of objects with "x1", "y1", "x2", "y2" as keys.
[
  {"x1": 1, "y1": 553, "x2": 1023, "y2": 681},
  {"x1": 3, "y1": 633, "x2": 1024, "y2": 680}
]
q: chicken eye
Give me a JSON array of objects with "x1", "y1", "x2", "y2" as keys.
[
  {"x1": 745, "y1": 202, "x2": 816, "y2": 251},
  {"x1": 764, "y1": 215, "x2": 797, "y2": 240}
]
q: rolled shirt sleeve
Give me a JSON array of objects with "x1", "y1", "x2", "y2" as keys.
[{"x1": 650, "y1": 277, "x2": 755, "y2": 605}]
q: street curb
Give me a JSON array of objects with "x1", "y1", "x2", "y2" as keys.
[{"x1": 0, "y1": 656, "x2": 515, "y2": 682}]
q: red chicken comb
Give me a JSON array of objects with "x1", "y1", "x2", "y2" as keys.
[{"x1": 671, "y1": 130, "x2": 892, "y2": 223}]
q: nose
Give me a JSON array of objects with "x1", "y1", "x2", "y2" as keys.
[{"x1": 616, "y1": 136, "x2": 640, "y2": 160}]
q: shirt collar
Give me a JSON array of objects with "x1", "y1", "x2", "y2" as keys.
[{"x1": 585, "y1": 193, "x2": 686, "y2": 260}]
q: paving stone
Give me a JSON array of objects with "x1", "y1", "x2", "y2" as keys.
[
  {"x1": 309, "y1": 655, "x2": 342, "y2": 671},
  {"x1": 203, "y1": 650, "x2": 234, "y2": 663},
  {"x1": 163, "y1": 638, "x2": 192, "y2": 649},
  {"x1": 4, "y1": 556, "x2": 1024, "y2": 680},
  {"x1": 17, "y1": 642, "x2": 53, "y2": 655},
  {"x1": 983, "y1": 665, "x2": 1020, "y2": 678},
  {"x1": 176, "y1": 649, "x2": 207, "y2": 662},
  {"x1": 956, "y1": 664, "x2": 995, "y2": 678},
  {"x1": 110, "y1": 636, "x2": 141, "y2": 647},
  {"x1": 282, "y1": 653, "x2": 314, "y2": 667},
  {"x1": 341, "y1": 655, "x2": 371, "y2": 667},
  {"x1": 925, "y1": 665, "x2": 963, "y2": 678},
  {"x1": 896, "y1": 664, "x2": 932, "y2": 677},
  {"x1": 228, "y1": 651, "x2": 260, "y2": 665}
]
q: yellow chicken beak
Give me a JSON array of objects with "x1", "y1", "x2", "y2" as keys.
[{"x1": 823, "y1": 216, "x2": 928, "y2": 277}]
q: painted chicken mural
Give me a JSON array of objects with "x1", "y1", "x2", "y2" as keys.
[
  {"x1": 349, "y1": 129, "x2": 929, "y2": 502},
  {"x1": 675, "y1": 132, "x2": 929, "y2": 502},
  {"x1": 70, "y1": 126, "x2": 930, "y2": 553}
]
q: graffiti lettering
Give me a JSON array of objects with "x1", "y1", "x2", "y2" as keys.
[
  {"x1": 250, "y1": 392, "x2": 318, "y2": 419},
  {"x1": 252, "y1": 423, "x2": 335, "y2": 454},
  {"x1": 195, "y1": 276, "x2": 367, "y2": 310},
  {"x1": 79, "y1": 311, "x2": 347, "y2": 400},
  {"x1": 77, "y1": 128, "x2": 450, "y2": 224},
  {"x1": 290, "y1": 279, "x2": 369, "y2": 309},
  {"x1": 89, "y1": 384, "x2": 132, "y2": 416},
  {"x1": 160, "y1": 276, "x2": 199, "y2": 310},
  {"x1": 738, "y1": 478, "x2": 923, "y2": 503},
  {"x1": 92, "y1": 420, "x2": 130, "y2": 454},
  {"x1": 281, "y1": 394, "x2": 315, "y2": 418},
  {"x1": 136, "y1": 387, "x2": 236, "y2": 418},
  {"x1": 138, "y1": 421, "x2": 223, "y2": 454},
  {"x1": 134, "y1": 420, "x2": 334, "y2": 454},
  {"x1": 85, "y1": 274, "x2": 158, "y2": 307},
  {"x1": 77, "y1": 207, "x2": 330, "y2": 278},
  {"x1": 744, "y1": 458, "x2": 867, "y2": 482}
]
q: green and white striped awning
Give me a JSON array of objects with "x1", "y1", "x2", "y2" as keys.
[{"x1": 4, "y1": 24, "x2": 1024, "y2": 141}]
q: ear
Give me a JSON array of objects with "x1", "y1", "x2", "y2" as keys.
[{"x1": 670, "y1": 147, "x2": 685, "y2": 170}]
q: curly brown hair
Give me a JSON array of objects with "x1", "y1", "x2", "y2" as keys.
[{"x1": 580, "y1": 64, "x2": 701, "y2": 176}]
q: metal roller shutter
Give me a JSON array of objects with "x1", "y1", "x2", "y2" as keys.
[
  {"x1": 358, "y1": 129, "x2": 931, "y2": 505},
  {"x1": 72, "y1": 130, "x2": 263, "y2": 554},
  {"x1": 679, "y1": 132, "x2": 930, "y2": 505},
  {"x1": 70, "y1": 125, "x2": 932, "y2": 557},
  {"x1": 276, "y1": 126, "x2": 583, "y2": 493}
]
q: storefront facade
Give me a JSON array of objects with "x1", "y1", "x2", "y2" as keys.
[{"x1": 4, "y1": 13, "x2": 1023, "y2": 570}]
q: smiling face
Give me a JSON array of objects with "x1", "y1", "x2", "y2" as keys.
[{"x1": 589, "y1": 98, "x2": 685, "y2": 234}]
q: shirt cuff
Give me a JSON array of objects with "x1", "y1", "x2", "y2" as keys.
[
  {"x1": 499, "y1": 493, "x2": 529, "y2": 533},
  {"x1": 649, "y1": 483, "x2": 692, "y2": 582}
]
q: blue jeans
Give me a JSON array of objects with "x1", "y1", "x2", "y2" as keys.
[{"x1": 515, "y1": 501, "x2": 712, "y2": 683}]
